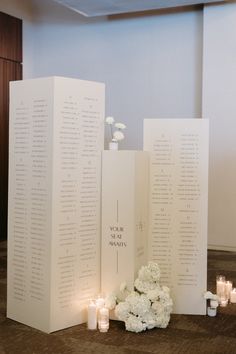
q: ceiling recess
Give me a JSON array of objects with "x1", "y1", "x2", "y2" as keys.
[{"x1": 53, "y1": 0, "x2": 226, "y2": 17}]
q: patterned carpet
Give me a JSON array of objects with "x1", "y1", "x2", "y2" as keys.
[{"x1": 0, "y1": 241, "x2": 236, "y2": 354}]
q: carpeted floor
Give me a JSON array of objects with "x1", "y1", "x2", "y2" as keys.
[{"x1": 0, "y1": 241, "x2": 236, "y2": 354}]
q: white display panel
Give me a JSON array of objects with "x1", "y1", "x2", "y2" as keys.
[
  {"x1": 7, "y1": 76, "x2": 105, "y2": 332},
  {"x1": 101, "y1": 151, "x2": 149, "y2": 296},
  {"x1": 144, "y1": 119, "x2": 209, "y2": 315}
]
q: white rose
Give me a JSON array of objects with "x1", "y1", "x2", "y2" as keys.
[
  {"x1": 114, "y1": 122, "x2": 126, "y2": 130},
  {"x1": 105, "y1": 116, "x2": 115, "y2": 124},
  {"x1": 113, "y1": 130, "x2": 124, "y2": 141},
  {"x1": 203, "y1": 290, "x2": 218, "y2": 300}
]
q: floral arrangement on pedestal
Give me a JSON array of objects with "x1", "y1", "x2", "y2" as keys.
[
  {"x1": 105, "y1": 116, "x2": 126, "y2": 150},
  {"x1": 105, "y1": 262, "x2": 173, "y2": 333}
]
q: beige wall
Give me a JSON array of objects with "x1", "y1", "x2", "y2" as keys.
[
  {"x1": 28, "y1": 0, "x2": 203, "y2": 150},
  {"x1": 2, "y1": 0, "x2": 235, "y2": 250},
  {"x1": 203, "y1": 1, "x2": 236, "y2": 251}
]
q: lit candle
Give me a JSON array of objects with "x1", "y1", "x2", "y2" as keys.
[
  {"x1": 98, "y1": 307, "x2": 109, "y2": 333},
  {"x1": 230, "y1": 288, "x2": 236, "y2": 303},
  {"x1": 216, "y1": 275, "x2": 227, "y2": 305},
  {"x1": 216, "y1": 275, "x2": 226, "y2": 298},
  {"x1": 96, "y1": 295, "x2": 105, "y2": 309},
  {"x1": 87, "y1": 300, "x2": 97, "y2": 330},
  {"x1": 225, "y1": 280, "x2": 233, "y2": 301}
]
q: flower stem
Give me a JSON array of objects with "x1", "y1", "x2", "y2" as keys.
[{"x1": 110, "y1": 124, "x2": 113, "y2": 140}]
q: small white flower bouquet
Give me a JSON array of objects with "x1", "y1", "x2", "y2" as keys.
[
  {"x1": 105, "y1": 262, "x2": 173, "y2": 333},
  {"x1": 105, "y1": 116, "x2": 126, "y2": 149}
]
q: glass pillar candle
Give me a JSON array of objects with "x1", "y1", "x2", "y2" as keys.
[
  {"x1": 87, "y1": 300, "x2": 97, "y2": 330},
  {"x1": 216, "y1": 275, "x2": 227, "y2": 305},
  {"x1": 96, "y1": 295, "x2": 105, "y2": 310},
  {"x1": 230, "y1": 288, "x2": 236, "y2": 303},
  {"x1": 98, "y1": 307, "x2": 109, "y2": 333},
  {"x1": 216, "y1": 275, "x2": 225, "y2": 296},
  {"x1": 225, "y1": 280, "x2": 233, "y2": 301}
]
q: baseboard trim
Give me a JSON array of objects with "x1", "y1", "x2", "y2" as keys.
[{"x1": 208, "y1": 244, "x2": 236, "y2": 252}]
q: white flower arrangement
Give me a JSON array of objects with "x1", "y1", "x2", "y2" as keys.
[
  {"x1": 105, "y1": 116, "x2": 126, "y2": 148},
  {"x1": 105, "y1": 262, "x2": 173, "y2": 333},
  {"x1": 203, "y1": 291, "x2": 218, "y2": 301}
]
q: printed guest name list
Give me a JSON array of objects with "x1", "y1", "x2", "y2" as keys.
[
  {"x1": 7, "y1": 77, "x2": 105, "y2": 332},
  {"x1": 144, "y1": 119, "x2": 209, "y2": 315}
]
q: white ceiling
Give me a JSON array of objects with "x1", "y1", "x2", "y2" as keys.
[{"x1": 53, "y1": 0, "x2": 226, "y2": 17}]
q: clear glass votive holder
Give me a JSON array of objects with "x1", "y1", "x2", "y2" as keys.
[
  {"x1": 216, "y1": 275, "x2": 227, "y2": 306},
  {"x1": 207, "y1": 306, "x2": 217, "y2": 317},
  {"x1": 96, "y1": 294, "x2": 105, "y2": 309},
  {"x1": 216, "y1": 275, "x2": 225, "y2": 296},
  {"x1": 98, "y1": 307, "x2": 109, "y2": 333},
  {"x1": 225, "y1": 280, "x2": 233, "y2": 301}
]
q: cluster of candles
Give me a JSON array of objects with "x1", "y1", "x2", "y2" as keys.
[
  {"x1": 216, "y1": 275, "x2": 236, "y2": 306},
  {"x1": 206, "y1": 276, "x2": 236, "y2": 317},
  {"x1": 87, "y1": 296, "x2": 109, "y2": 332}
]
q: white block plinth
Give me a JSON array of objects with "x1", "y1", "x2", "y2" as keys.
[
  {"x1": 101, "y1": 151, "x2": 149, "y2": 298},
  {"x1": 7, "y1": 76, "x2": 105, "y2": 333}
]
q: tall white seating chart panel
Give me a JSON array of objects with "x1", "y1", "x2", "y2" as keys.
[
  {"x1": 144, "y1": 119, "x2": 209, "y2": 315},
  {"x1": 101, "y1": 151, "x2": 149, "y2": 296},
  {"x1": 7, "y1": 77, "x2": 105, "y2": 332}
]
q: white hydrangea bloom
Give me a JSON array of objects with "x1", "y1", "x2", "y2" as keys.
[
  {"x1": 158, "y1": 314, "x2": 171, "y2": 328},
  {"x1": 115, "y1": 301, "x2": 130, "y2": 321},
  {"x1": 134, "y1": 278, "x2": 156, "y2": 293},
  {"x1": 146, "y1": 287, "x2": 162, "y2": 302},
  {"x1": 105, "y1": 292, "x2": 117, "y2": 310},
  {"x1": 125, "y1": 314, "x2": 146, "y2": 333},
  {"x1": 142, "y1": 311, "x2": 157, "y2": 330},
  {"x1": 163, "y1": 302, "x2": 173, "y2": 314},
  {"x1": 126, "y1": 293, "x2": 151, "y2": 317},
  {"x1": 162, "y1": 286, "x2": 170, "y2": 294},
  {"x1": 120, "y1": 282, "x2": 127, "y2": 292},
  {"x1": 152, "y1": 301, "x2": 165, "y2": 317},
  {"x1": 138, "y1": 262, "x2": 161, "y2": 282},
  {"x1": 113, "y1": 262, "x2": 172, "y2": 333},
  {"x1": 159, "y1": 290, "x2": 170, "y2": 303}
]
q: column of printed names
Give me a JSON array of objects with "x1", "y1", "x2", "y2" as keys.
[
  {"x1": 7, "y1": 77, "x2": 105, "y2": 332},
  {"x1": 144, "y1": 119, "x2": 209, "y2": 315}
]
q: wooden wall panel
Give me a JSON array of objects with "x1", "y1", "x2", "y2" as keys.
[
  {"x1": 0, "y1": 59, "x2": 22, "y2": 240},
  {"x1": 0, "y1": 12, "x2": 22, "y2": 63},
  {"x1": 0, "y1": 11, "x2": 22, "y2": 240}
]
